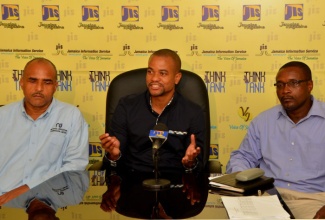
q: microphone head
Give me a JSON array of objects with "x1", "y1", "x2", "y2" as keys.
[
  {"x1": 149, "y1": 123, "x2": 168, "y2": 142},
  {"x1": 154, "y1": 123, "x2": 168, "y2": 131}
]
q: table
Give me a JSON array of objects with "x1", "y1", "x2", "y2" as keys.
[{"x1": 0, "y1": 167, "x2": 293, "y2": 219}]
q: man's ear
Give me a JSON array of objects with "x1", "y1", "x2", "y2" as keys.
[
  {"x1": 19, "y1": 78, "x2": 24, "y2": 88},
  {"x1": 175, "y1": 72, "x2": 182, "y2": 85},
  {"x1": 307, "y1": 80, "x2": 313, "y2": 93}
]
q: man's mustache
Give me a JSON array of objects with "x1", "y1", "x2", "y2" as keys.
[{"x1": 32, "y1": 93, "x2": 44, "y2": 98}]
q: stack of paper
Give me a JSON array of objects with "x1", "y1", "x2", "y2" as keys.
[
  {"x1": 209, "y1": 172, "x2": 274, "y2": 195},
  {"x1": 221, "y1": 195, "x2": 290, "y2": 219}
]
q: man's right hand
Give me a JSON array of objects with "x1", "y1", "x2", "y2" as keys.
[
  {"x1": 99, "y1": 133, "x2": 121, "y2": 160},
  {"x1": 0, "y1": 185, "x2": 29, "y2": 206},
  {"x1": 100, "y1": 175, "x2": 121, "y2": 212}
]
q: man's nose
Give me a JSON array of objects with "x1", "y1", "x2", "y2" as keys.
[
  {"x1": 151, "y1": 72, "x2": 160, "y2": 81},
  {"x1": 35, "y1": 81, "x2": 44, "y2": 91}
]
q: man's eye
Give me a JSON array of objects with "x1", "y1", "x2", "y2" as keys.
[{"x1": 291, "y1": 81, "x2": 299, "y2": 86}]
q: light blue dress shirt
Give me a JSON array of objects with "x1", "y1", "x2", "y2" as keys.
[
  {"x1": 0, "y1": 98, "x2": 89, "y2": 194},
  {"x1": 227, "y1": 96, "x2": 325, "y2": 193}
]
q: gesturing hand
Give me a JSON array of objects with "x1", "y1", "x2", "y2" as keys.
[
  {"x1": 100, "y1": 175, "x2": 121, "y2": 212},
  {"x1": 182, "y1": 173, "x2": 201, "y2": 205},
  {"x1": 99, "y1": 133, "x2": 121, "y2": 160},
  {"x1": 182, "y1": 134, "x2": 201, "y2": 168}
]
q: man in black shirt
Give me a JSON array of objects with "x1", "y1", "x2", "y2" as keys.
[{"x1": 99, "y1": 49, "x2": 205, "y2": 173}]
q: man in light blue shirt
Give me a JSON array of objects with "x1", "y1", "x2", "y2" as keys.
[
  {"x1": 226, "y1": 61, "x2": 325, "y2": 219},
  {"x1": 0, "y1": 58, "x2": 89, "y2": 205}
]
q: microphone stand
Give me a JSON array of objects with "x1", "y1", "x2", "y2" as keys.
[
  {"x1": 154, "y1": 148, "x2": 159, "y2": 180},
  {"x1": 142, "y1": 147, "x2": 170, "y2": 191}
]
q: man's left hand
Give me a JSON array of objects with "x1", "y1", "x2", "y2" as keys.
[
  {"x1": 314, "y1": 205, "x2": 325, "y2": 219},
  {"x1": 182, "y1": 134, "x2": 201, "y2": 168}
]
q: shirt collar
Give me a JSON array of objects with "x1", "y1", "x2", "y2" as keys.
[
  {"x1": 20, "y1": 98, "x2": 56, "y2": 120},
  {"x1": 306, "y1": 96, "x2": 325, "y2": 118},
  {"x1": 145, "y1": 90, "x2": 179, "y2": 110},
  {"x1": 277, "y1": 95, "x2": 325, "y2": 120}
]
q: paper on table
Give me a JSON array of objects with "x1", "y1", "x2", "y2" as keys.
[{"x1": 221, "y1": 195, "x2": 290, "y2": 219}]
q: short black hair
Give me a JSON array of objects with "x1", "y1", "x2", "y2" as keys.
[
  {"x1": 279, "y1": 61, "x2": 312, "y2": 80},
  {"x1": 150, "y1": 49, "x2": 181, "y2": 72}
]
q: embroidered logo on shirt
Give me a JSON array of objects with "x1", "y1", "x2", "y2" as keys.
[
  {"x1": 50, "y1": 123, "x2": 67, "y2": 134},
  {"x1": 52, "y1": 185, "x2": 69, "y2": 195}
]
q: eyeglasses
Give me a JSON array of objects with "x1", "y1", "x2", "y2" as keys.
[{"x1": 274, "y1": 79, "x2": 310, "y2": 89}]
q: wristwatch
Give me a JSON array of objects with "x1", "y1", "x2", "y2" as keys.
[{"x1": 104, "y1": 152, "x2": 121, "y2": 167}]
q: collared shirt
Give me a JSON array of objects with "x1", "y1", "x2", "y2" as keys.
[
  {"x1": 109, "y1": 91, "x2": 206, "y2": 173},
  {"x1": 0, "y1": 98, "x2": 89, "y2": 194},
  {"x1": 226, "y1": 96, "x2": 325, "y2": 193}
]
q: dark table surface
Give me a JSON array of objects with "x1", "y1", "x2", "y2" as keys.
[{"x1": 1, "y1": 164, "x2": 294, "y2": 219}]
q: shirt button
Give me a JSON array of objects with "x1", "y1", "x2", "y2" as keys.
[
  {"x1": 289, "y1": 158, "x2": 293, "y2": 161},
  {"x1": 291, "y1": 142, "x2": 294, "y2": 145},
  {"x1": 287, "y1": 183, "x2": 291, "y2": 186}
]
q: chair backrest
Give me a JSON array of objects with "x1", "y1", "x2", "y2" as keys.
[{"x1": 105, "y1": 68, "x2": 211, "y2": 167}]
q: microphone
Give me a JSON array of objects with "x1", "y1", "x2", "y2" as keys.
[
  {"x1": 143, "y1": 123, "x2": 170, "y2": 191},
  {"x1": 149, "y1": 123, "x2": 168, "y2": 150}
]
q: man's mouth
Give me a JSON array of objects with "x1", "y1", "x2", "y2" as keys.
[
  {"x1": 32, "y1": 93, "x2": 44, "y2": 98},
  {"x1": 149, "y1": 83, "x2": 162, "y2": 89},
  {"x1": 281, "y1": 96, "x2": 294, "y2": 102}
]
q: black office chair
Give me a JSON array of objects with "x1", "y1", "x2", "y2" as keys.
[{"x1": 89, "y1": 68, "x2": 222, "y2": 172}]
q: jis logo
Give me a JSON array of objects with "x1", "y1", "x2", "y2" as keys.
[
  {"x1": 122, "y1": 6, "x2": 139, "y2": 22},
  {"x1": 210, "y1": 144, "x2": 218, "y2": 159},
  {"x1": 2, "y1": 4, "x2": 19, "y2": 20},
  {"x1": 150, "y1": 130, "x2": 168, "y2": 138},
  {"x1": 285, "y1": 4, "x2": 303, "y2": 20},
  {"x1": 42, "y1": 5, "x2": 59, "y2": 21},
  {"x1": 89, "y1": 142, "x2": 103, "y2": 157},
  {"x1": 202, "y1": 5, "x2": 219, "y2": 21},
  {"x1": 82, "y1": 5, "x2": 99, "y2": 21},
  {"x1": 243, "y1": 5, "x2": 261, "y2": 21},
  {"x1": 162, "y1": 6, "x2": 179, "y2": 22}
]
